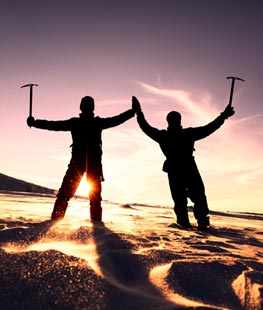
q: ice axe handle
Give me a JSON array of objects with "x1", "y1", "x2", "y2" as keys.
[
  {"x1": 29, "y1": 86, "x2": 33, "y2": 117},
  {"x1": 226, "y1": 77, "x2": 245, "y2": 107},
  {"x1": 21, "y1": 83, "x2": 38, "y2": 120}
]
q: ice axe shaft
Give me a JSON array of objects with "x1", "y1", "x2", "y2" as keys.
[
  {"x1": 21, "y1": 83, "x2": 38, "y2": 117},
  {"x1": 227, "y1": 76, "x2": 245, "y2": 106}
]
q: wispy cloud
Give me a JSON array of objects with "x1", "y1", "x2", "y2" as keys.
[
  {"x1": 97, "y1": 99, "x2": 132, "y2": 107},
  {"x1": 136, "y1": 81, "x2": 218, "y2": 123},
  {"x1": 230, "y1": 114, "x2": 263, "y2": 127},
  {"x1": 234, "y1": 166, "x2": 263, "y2": 184}
]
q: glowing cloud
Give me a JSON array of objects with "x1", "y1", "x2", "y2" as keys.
[{"x1": 136, "y1": 81, "x2": 218, "y2": 123}]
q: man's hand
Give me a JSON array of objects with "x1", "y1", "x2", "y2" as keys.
[
  {"x1": 222, "y1": 104, "x2": 235, "y2": 119},
  {"x1": 132, "y1": 96, "x2": 141, "y2": 113},
  {"x1": 27, "y1": 116, "x2": 35, "y2": 127}
]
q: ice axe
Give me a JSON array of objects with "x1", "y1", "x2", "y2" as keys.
[
  {"x1": 226, "y1": 76, "x2": 245, "y2": 106},
  {"x1": 21, "y1": 83, "x2": 38, "y2": 120}
]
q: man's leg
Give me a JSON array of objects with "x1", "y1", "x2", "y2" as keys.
[
  {"x1": 88, "y1": 177, "x2": 102, "y2": 221},
  {"x1": 167, "y1": 172, "x2": 191, "y2": 228},
  {"x1": 52, "y1": 160, "x2": 84, "y2": 220},
  {"x1": 187, "y1": 163, "x2": 210, "y2": 229}
]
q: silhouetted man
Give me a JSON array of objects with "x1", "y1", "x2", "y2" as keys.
[
  {"x1": 132, "y1": 96, "x2": 235, "y2": 230},
  {"x1": 27, "y1": 96, "x2": 137, "y2": 221}
]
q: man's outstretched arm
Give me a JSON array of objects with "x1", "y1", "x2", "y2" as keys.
[
  {"x1": 193, "y1": 104, "x2": 235, "y2": 140},
  {"x1": 27, "y1": 116, "x2": 72, "y2": 131},
  {"x1": 100, "y1": 98, "x2": 139, "y2": 129}
]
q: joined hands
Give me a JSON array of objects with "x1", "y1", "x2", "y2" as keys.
[{"x1": 132, "y1": 96, "x2": 142, "y2": 114}]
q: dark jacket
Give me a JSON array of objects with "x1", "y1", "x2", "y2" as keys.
[
  {"x1": 33, "y1": 109, "x2": 135, "y2": 178},
  {"x1": 136, "y1": 111, "x2": 227, "y2": 172}
]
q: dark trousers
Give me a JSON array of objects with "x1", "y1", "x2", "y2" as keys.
[
  {"x1": 52, "y1": 158, "x2": 102, "y2": 220},
  {"x1": 167, "y1": 160, "x2": 209, "y2": 221}
]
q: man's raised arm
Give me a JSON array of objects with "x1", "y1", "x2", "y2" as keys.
[
  {"x1": 193, "y1": 104, "x2": 235, "y2": 141},
  {"x1": 133, "y1": 96, "x2": 161, "y2": 143}
]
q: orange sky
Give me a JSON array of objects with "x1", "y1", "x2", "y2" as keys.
[{"x1": 0, "y1": 1, "x2": 262, "y2": 213}]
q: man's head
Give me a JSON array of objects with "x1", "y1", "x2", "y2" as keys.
[
  {"x1": 80, "y1": 96, "x2": 95, "y2": 113},
  {"x1": 166, "y1": 111, "x2": 182, "y2": 126}
]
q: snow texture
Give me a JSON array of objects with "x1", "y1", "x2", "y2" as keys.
[{"x1": 0, "y1": 192, "x2": 262, "y2": 309}]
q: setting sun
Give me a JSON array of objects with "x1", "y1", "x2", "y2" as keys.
[{"x1": 76, "y1": 175, "x2": 93, "y2": 197}]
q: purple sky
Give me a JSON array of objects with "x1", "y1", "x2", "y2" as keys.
[{"x1": 0, "y1": 1, "x2": 262, "y2": 213}]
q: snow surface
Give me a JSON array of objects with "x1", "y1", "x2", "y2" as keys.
[{"x1": 0, "y1": 192, "x2": 262, "y2": 310}]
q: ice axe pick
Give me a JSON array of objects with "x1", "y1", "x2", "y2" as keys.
[
  {"x1": 226, "y1": 76, "x2": 245, "y2": 106},
  {"x1": 21, "y1": 83, "x2": 38, "y2": 120}
]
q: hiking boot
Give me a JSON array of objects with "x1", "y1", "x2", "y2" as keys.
[
  {"x1": 197, "y1": 216, "x2": 210, "y2": 231},
  {"x1": 176, "y1": 212, "x2": 192, "y2": 228},
  {"x1": 177, "y1": 218, "x2": 192, "y2": 228}
]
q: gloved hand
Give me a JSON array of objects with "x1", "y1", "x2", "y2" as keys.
[
  {"x1": 27, "y1": 116, "x2": 35, "y2": 127},
  {"x1": 132, "y1": 96, "x2": 142, "y2": 113},
  {"x1": 221, "y1": 104, "x2": 235, "y2": 119}
]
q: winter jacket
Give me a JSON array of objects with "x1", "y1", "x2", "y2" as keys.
[
  {"x1": 136, "y1": 111, "x2": 227, "y2": 172},
  {"x1": 33, "y1": 109, "x2": 135, "y2": 178}
]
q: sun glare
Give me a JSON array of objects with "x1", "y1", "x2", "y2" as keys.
[{"x1": 76, "y1": 176, "x2": 93, "y2": 197}]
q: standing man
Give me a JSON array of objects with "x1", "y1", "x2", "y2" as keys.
[
  {"x1": 132, "y1": 96, "x2": 235, "y2": 230},
  {"x1": 27, "y1": 96, "x2": 137, "y2": 221}
]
